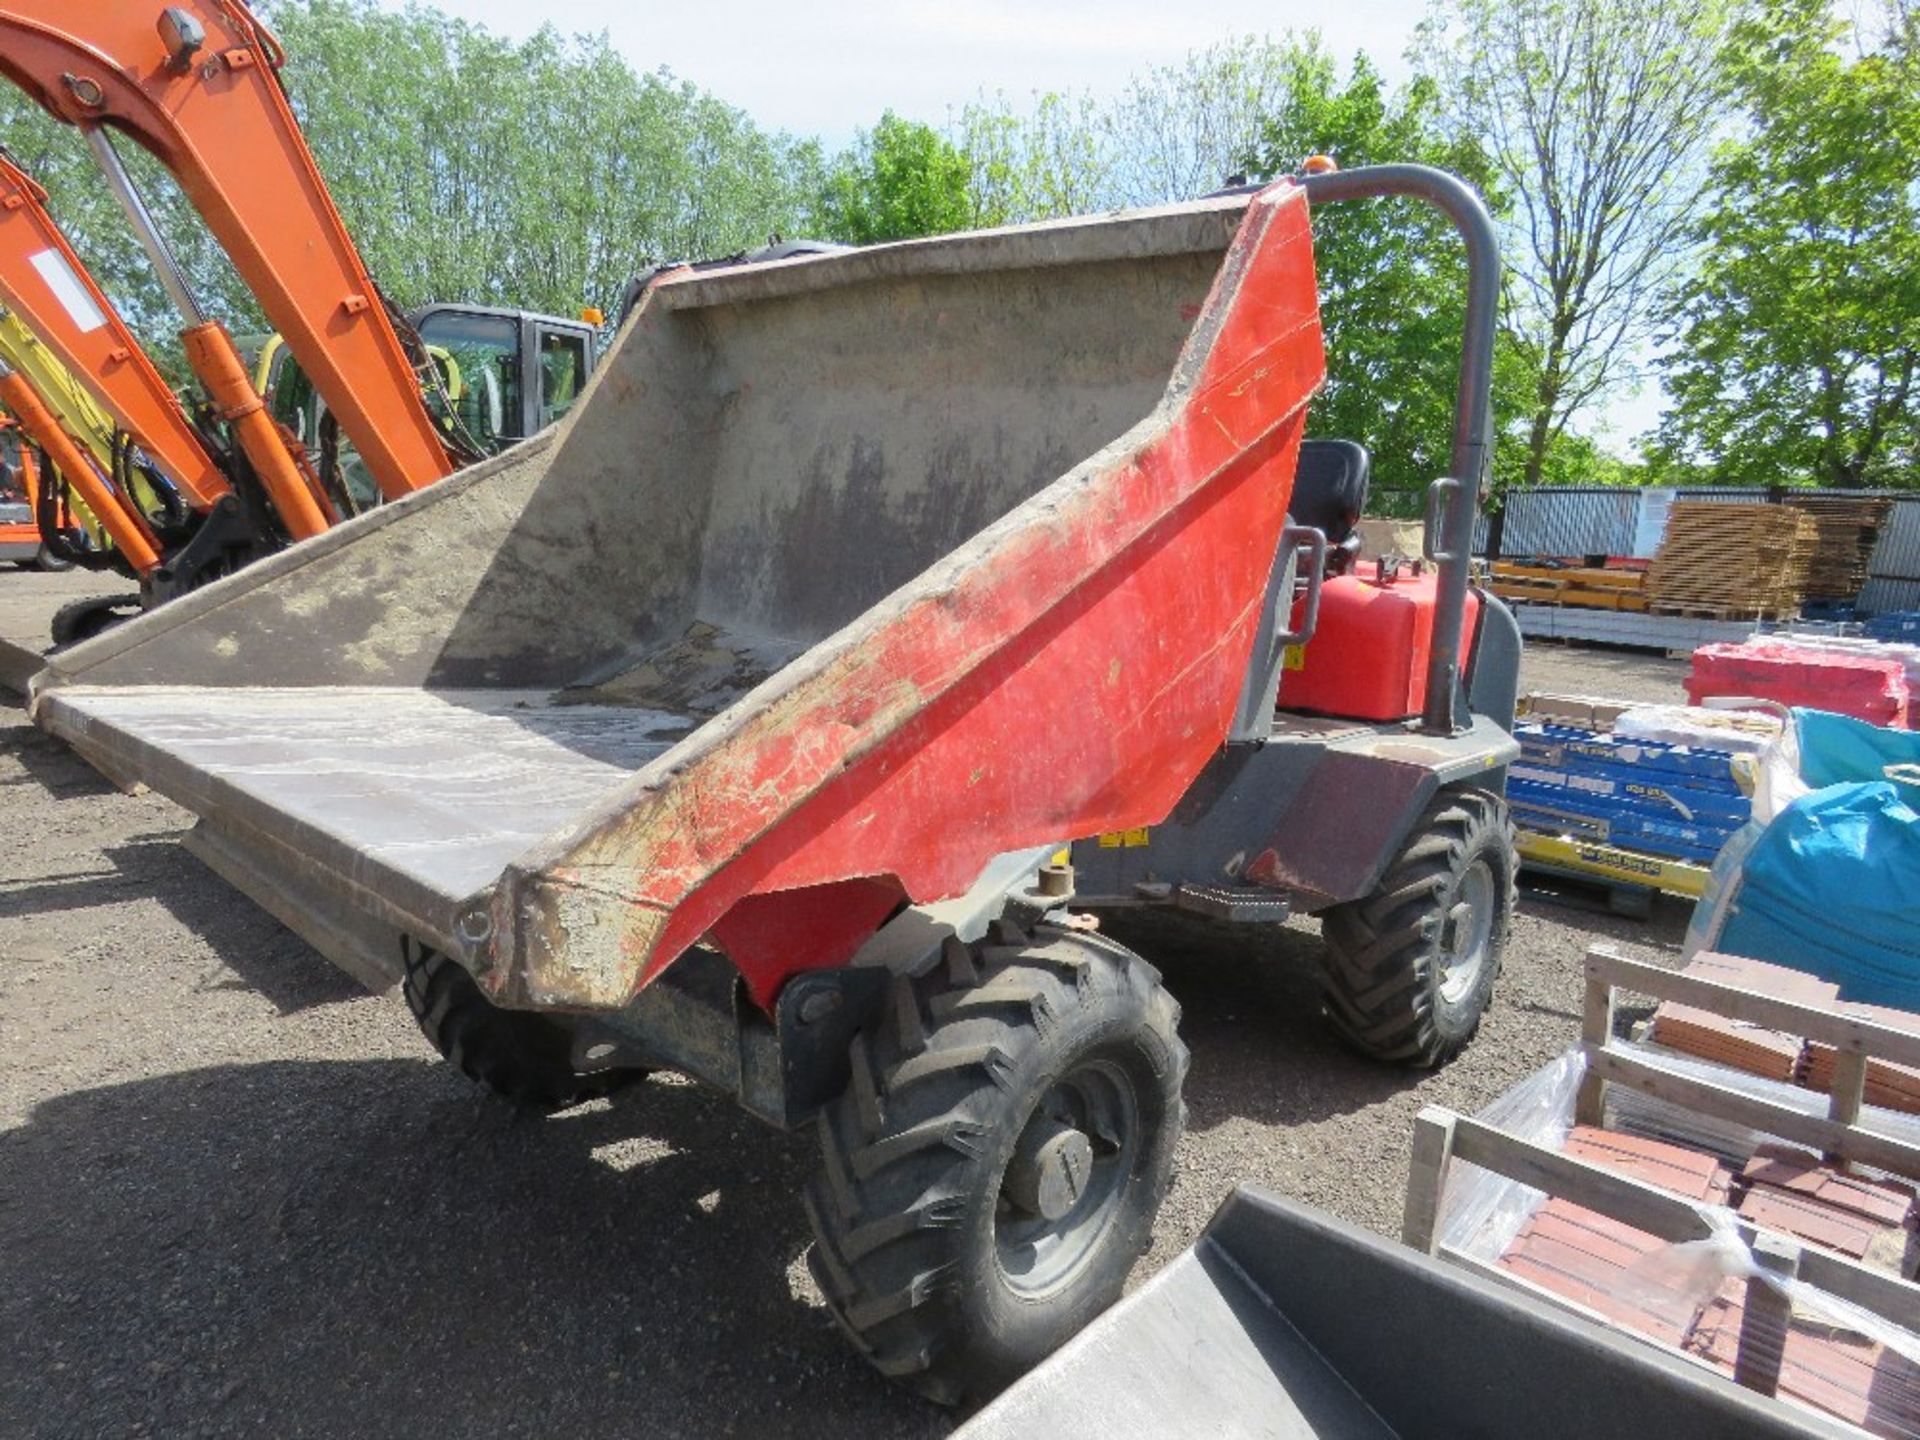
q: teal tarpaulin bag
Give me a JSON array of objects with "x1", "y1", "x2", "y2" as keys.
[
  {"x1": 1685, "y1": 709, "x2": 1920, "y2": 1001},
  {"x1": 1717, "y1": 780, "x2": 1920, "y2": 1006},
  {"x1": 1794, "y1": 708, "x2": 1920, "y2": 796}
]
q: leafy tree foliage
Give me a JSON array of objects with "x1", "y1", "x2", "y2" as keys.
[
  {"x1": 950, "y1": 39, "x2": 1617, "y2": 509},
  {"x1": 1418, "y1": 0, "x2": 1729, "y2": 487},
  {"x1": 1654, "y1": 0, "x2": 1920, "y2": 487},
  {"x1": 957, "y1": 92, "x2": 1113, "y2": 224},
  {"x1": 0, "y1": 0, "x2": 823, "y2": 347},
  {"x1": 3, "y1": 0, "x2": 1907, "y2": 506},
  {"x1": 1250, "y1": 49, "x2": 1540, "y2": 506},
  {"x1": 816, "y1": 113, "x2": 974, "y2": 243}
]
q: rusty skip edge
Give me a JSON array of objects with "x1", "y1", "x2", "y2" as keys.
[{"x1": 485, "y1": 180, "x2": 1325, "y2": 1016}]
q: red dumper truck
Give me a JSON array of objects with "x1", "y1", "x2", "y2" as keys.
[{"x1": 31, "y1": 162, "x2": 1521, "y2": 1402}]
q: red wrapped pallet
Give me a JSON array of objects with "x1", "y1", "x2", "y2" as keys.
[{"x1": 1686, "y1": 641, "x2": 1909, "y2": 727}]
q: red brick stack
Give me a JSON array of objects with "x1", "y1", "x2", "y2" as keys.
[
  {"x1": 1648, "y1": 954, "x2": 1842, "y2": 1081},
  {"x1": 1687, "y1": 1281, "x2": 1920, "y2": 1436},
  {"x1": 1501, "y1": 1128, "x2": 1732, "y2": 1347},
  {"x1": 1737, "y1": 1145, "x2": 1918, "y2": 1275},
  {"x1": 1805, "y1": 1004, "x2": 1920, "y2": 1116},
  {"x1": 1497, "y1": 1126, "x2": 1920, "y2": 1436}
]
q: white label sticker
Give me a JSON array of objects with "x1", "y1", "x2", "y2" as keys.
[{"x1": 28, "y1": 248, "x2": 109, "y2": 335}]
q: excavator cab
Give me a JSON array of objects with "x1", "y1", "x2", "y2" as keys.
[
  {"x1": 412, "y1": 305, "x2": 599, "y2": 451},
  {"x1": 0, "y1": 418, "x2": 39, "y2": 565},
  {"x1": 253, "y1": 304, "x2": 600, "y2": 498}
]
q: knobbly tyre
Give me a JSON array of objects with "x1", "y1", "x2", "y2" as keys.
[{"x1": 32, "y1": 162, "x2": 1518, "y2": 1403}]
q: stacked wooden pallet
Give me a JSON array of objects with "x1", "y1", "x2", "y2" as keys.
[
  {"x1": 1783, "y1": 495, "x2": 1893, "y2": 599},
  {"x1": 1489, "y1": 561, "x2": 1648, "y2": 611},
  {"x1": 1644, "y1": 502, "x2": 1818, "y2": 618}
]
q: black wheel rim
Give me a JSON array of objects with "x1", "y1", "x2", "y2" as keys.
[
  {"x1": 1439, "y1": 857, "x2": 1497, "y2": 1005},
  {"x1": 994, "y1": 1057, "x2": 1139, "y2": 1298}
]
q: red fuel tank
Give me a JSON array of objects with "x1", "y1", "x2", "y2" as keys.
[{"x1": 1280, "y1": 563, "x2": 1481, "y2": 721}]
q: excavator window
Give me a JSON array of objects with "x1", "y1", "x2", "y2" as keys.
[
  {"x1": 268, "y1": 348, "x2": 319, "y2": 446},
  {"x1": 0, "y1": 426, "x2": 25, "y2": 507},
  {"x1": 415, "y1": 310, "x2": 521, "y2": 451},
  {"x1": 537, "y1": 329, "x2": 587, "y2": 429}
]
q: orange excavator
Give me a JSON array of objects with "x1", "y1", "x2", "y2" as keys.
[
  {"x1": 0, "y1": 416, "x2": 62, "y2": 569},
  {"x1": 0, "y1": 4, "x2": 613, "y2": 644},
  {"x1": 0, "y1": 151, "x2": 297, "y2": 601},
  {"x1": 0, "y1": 3, "x2": 470, "y2": 511}
]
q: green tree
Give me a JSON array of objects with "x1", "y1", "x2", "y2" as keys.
[
  {"x1": 1655, "y1": 0, "x2": 1920, "y2": 488},
  {"x1": 957, "y1": 91, "x2": 1112, "y2": 224},
  {"x1": 817, "y1": 113, "x2": 976, "y2": 243},
  {"x1": 1249, "y1": 47, "x2": 1538, "y2": 507},
  {"x1": 0, "y1": 0, "x2": 825, "y2": 357},
  {"x1": 1100, "y1": 38, "x2": 1307, "y2": 204},
  {"x1": 1418, "y1": 0, "x2": 1729, "y2": 487}
]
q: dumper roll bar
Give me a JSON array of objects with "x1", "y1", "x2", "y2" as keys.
[{"x1": 1298, "y1": 164, "x2": 1499, "y2": 736}]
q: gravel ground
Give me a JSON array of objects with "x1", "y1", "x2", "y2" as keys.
[{"x1": 0, "y1": 611, "x2": 1696, "y2": 1439}]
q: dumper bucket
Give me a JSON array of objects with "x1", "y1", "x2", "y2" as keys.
[
  {"x1": 956, "y1": 1188, "x2": 1843, "y2": 1440},
  {"x1": 33, "y1": 184, "x2": 1324, "y2": 1011}
]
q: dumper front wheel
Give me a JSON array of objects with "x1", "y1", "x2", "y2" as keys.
[
  {"x1": 402, "y1": 944, "x2": 639, "y2": 1110},
  {"x1": 1318, "y1": 787, "x2": 1515, "y2": 1067},
  {"x1": 806, "y1": 923, "x2": 1187, "y2": 1406}
]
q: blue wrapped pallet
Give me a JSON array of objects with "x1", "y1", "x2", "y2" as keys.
[
  {"x1": 1511, "y1": 708, "x2": 1762, "y2": 880},
  {"x1": 1517, "y1": 724, "x2": 1754, "y2": 784},
  {"x1": 1508, "y1": 779, "x2": 1735, "y2": 863},
  {"x1": 1865, "y1": 611, "x2": 1920, "y2": 643}
]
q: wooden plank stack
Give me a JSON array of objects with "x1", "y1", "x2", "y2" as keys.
[
  {"x1": 1783, "y1": 495, "x2": 1894, "y2": 599},
  {"x1": 1644, "y1": 502, "x2": 1819, "y2": 619},
  {"x1": 1490, "y1": 562, "x2": 1648, "y2": 610}
]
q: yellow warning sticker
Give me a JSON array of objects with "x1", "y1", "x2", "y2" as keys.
[
  {"x1": 1097, "y1": 827, "x2": 1152, "y2": 849},
  {"x1": 1281, "y1": 645, "x2": 1306, "y2": 671}
]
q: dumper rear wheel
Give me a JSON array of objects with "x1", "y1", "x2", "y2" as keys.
[
  {"x1": 805, "y1": 922, "x2": 1187, "y2": 1406},
  {"x1": 402, "y1": 943, "x2": 638, "y2": 1110},
  {"x1": 1318, "y1": 787, "x2": 1514, "y2": 1067}
]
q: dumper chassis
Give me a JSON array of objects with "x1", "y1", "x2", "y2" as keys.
[{"x1": 34, "y1": 163, "x2": 1516, "y2": 1404}]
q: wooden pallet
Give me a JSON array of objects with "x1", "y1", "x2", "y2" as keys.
[
  {"x1": 1403, "y1": 945, "x2": 1920, "y2": 1419},
  {"x1": 1645, "y1": 503, "x2": 1818, "y2": 616},
  {"x1": 1783, "y1": 496, "x2": 1893, "y2": 599},
  {"x1": 1649, "y1": 602, "x2": 1797, "y2": 621},
  {"x1": 1494, "y1": 562, "x2": 1648, "y2": 592},
  {"x1": 1493, "y1": 563, "x2": 1650, "y2": 613}
]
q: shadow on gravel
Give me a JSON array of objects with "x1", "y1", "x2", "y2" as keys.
[
  {"x1": 0, "y1": 1062, "x2": 948, "y2": 1440},
  {"x1": 0, "y1": 825, "x2": 365, "y2": 1014},
  {"x1": 1101, "y1": 911, "x2": 1423, "y2": 1133},
  {"x1": 0, "y1": 838, "x2": 192, "y2": 921},
  {"x1": 137, "y1": 842, "x2": 370, "y2": 1015},
  {"x1": 0, "y1": 714, "x2": 120, "y2": 801}
]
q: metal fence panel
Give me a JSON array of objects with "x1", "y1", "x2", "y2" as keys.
[
  {"x1": 1471, "y1": 486, "x2": 1920, "y2": 615},
  {"x1": 1862, "y1": 496, "x2": 1920, "y2": 615},
  {"x1": 1492, "y1": 487, "x2": 1639, "y2": 559}
]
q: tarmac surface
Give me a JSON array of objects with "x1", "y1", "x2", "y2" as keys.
[{"x1": 0, "y1": 560, "x2": 1696, "y2": 1438}]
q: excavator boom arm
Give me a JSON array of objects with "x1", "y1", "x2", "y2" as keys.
[
  {"x1": 0, "y1": 151, "x2": 230, "y2": 508},
  {"x1": 0, "y1": 1, "x2": 456, "y2": 499}
]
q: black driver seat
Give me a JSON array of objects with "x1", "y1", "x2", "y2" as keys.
[{"x1": 1290, "y1": 439, "x2": 1371, "y2": 571}]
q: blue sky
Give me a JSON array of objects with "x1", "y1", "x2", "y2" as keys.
[{"x1": 372, "y1": 0, "x2": 1662, "y2": 451}]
